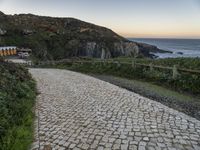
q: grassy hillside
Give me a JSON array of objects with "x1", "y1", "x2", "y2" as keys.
[
  {"x1": 0, "y1": 59, "x2": 36, "y2": 150},
  {"x1": 0, "y1": 11, "x2": 165, "y2": 60},
  {"x1": 0, "y1": 12, "x2": 125, "y2": 60},
  {"x1": 37, "y1": 57, "x2": 200, "y2": 96}
]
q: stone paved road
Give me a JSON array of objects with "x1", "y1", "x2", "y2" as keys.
[{"x1": 30, "y1": 69, "x2": 200, "y2": 150}]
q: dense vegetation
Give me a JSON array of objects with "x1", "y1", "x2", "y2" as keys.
[
  {"x1": 0, "y1": 11, "x2": 124, "y2": 60},
  {"x1": 0, "y1": 59, "x2": 36, "y2": 150},
  {"x1": 0, "y1": 11, "x2": 164, "y2": 60},
  {"x1": 37, "y1": 57, "x2": 200, "y2": 96}
]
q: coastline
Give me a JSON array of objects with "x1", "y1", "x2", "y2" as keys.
[{"x1": 129, "y1": 38, "x2": 200, "y2": 59}]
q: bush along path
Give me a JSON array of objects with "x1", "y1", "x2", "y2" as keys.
[
  {"x1": 30, "y1": 68, "x2": 200, "y2": 150},
  {"x1": 0, "y1": 60, "x2": 37, "y2": 150}
]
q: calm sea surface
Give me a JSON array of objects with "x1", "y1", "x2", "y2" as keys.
[{"x1": 129, "y1": 38, "x2": 200, "y2": 58}]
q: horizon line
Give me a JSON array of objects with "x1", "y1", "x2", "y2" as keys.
[{"x1": 125, "y1": 37, "x2": 200, "y2": 40}]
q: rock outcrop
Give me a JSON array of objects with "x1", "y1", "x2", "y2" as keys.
[
  {"x1": 114, "y1": 42, "x2": 139, "y2": 57},
  {"x1": 84, "y1": 41, "x2": 139, "y2": 59},
  {"x1": 0, "y1": 11, "x2": 167, "y2": 60}
]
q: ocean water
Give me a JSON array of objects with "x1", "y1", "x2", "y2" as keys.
[{"x1": 129, "y1": 38, "x2": 200, "y2": 58}]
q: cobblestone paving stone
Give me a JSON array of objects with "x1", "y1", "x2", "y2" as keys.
[{"x1": 29, "y1": 69, "x2": 200, "y2": 150}]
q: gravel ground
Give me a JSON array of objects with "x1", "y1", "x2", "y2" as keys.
[
  {"x1": 91, "y1": 75, "x2": 200, "y2": 121},
  {"x1": 30, "y1": 68, "x2": 200, "y2": 150}
]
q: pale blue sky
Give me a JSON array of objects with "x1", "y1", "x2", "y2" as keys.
[{"x1": 0, "y1": 0, "x2": 200, "y2": 38}]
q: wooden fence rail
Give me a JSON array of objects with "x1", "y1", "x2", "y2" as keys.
[
  {"x1": 68, "y1": 60, "x2": 200, "y2": 74},
  {"x1": 35, "y1": 59, "x2": 200, "y2": 79}
]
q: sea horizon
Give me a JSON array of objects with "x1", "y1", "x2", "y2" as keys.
[
  {"x1": 127, "y1": 37, "x2": 200, "y2": 40},
  {"x1": 129, "y1": 38, "x2": 200, "y2": 58}
]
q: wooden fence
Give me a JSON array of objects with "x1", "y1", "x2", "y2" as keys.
[{"x1": 35, "y1": 59, "x2": 200, "y2": 79}]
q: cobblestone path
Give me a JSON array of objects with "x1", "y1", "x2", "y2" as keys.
[{"x1": 30, "y1": 69, "x2": 200, "y2": 150}]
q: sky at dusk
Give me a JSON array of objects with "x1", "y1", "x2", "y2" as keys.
[{"x1": 0, "y1": 0, "x2": 200, "y2": 39}]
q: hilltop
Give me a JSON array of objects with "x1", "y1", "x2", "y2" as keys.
[{"x1": 0, "y1": 11, "x2": 168, "y2": 60}]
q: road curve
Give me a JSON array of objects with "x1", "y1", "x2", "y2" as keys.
[{"x1": 30, "y1": 68, "x2": 200, "y2": 150}]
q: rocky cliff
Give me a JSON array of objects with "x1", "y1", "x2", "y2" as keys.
[{"x1": 0, "y1": 11, "x2": 167, "y2": 60}]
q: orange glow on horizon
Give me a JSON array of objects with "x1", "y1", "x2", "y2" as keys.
[
  {"x1": 114, "y1": 26, "x2": 200, "y2": 39},
  {"x1": 119, "y1": 32, "x2": 200, "y2": 39}
]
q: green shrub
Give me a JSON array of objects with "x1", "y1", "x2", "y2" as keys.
[{"x1": 0, "y1": 61, "x2": 36, "y2": 150}]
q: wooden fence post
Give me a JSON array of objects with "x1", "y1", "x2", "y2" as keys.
[
  {"x1": 92, "y1": 61, "x2": 95, "y2": 66},
  {"x1": 149, "y1": 63, "x2": 154, "y2": 72},
  {"x1": 117, "y1": 61, "x2": 121, "y2": 68},
  {"x1": 51, "y1": 60, "x2": 55, "y2": 65},
  {"x1": 172, "y1": 65, "x2": 178, "y2": 79},
  {"x1": 132, "y1": 60, "x2": 136, "y2": 68},
  {"x1": 103, "y1": 60, "x2": 106, "y2": 66}
]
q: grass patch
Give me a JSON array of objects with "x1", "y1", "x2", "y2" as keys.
[
  {"x1": 0, "y1": 60, "x2": 37, "y2": 150},
  {"x1": 91, "y1": 75, "x2": 200, "y2": 120},
  {"x1": 96, "y1": 75, "x2": 199, "y2": 103}
]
